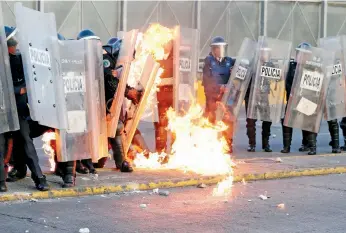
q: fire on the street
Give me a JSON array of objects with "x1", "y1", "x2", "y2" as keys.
[
  {"x1": 42, "y1": 131, "x2": 56, "y2": 171},
  {"x1": 134, "y1": 104, "x2": 234, "y2": 195}
]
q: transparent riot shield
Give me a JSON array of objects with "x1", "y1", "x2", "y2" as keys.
[
  {"x1": 0, "y1": 4, "x2": 20, "y2": 134},
  {"x1": 173, "y1": 26, "x2": 199, "y2": 112},
  {"x1": 247, "y1": 36, "x2": 292, "y2": 123},
  {"x1": 107, "y1": 30, "x2": 138, "y2": 138},
  {"x1": 123, "y1": 55, "x2": 160, "y2": 154},
  {"x1": 283, "y1": 47, "x2": 334, "y2": 133},
  {"x1": 56, "y1": 40, "x2": 107, "y2": 163},
  {"x1": 15, "y1": 3, "x2": 67, "y2": 129},
  {"x1": 318, "y1": 36, "x2": 346, "y2": 121},
  {"x1": 215, "y1": 38, "x2": 257, "y2": 122}
]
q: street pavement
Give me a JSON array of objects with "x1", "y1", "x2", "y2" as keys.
[
  {"x1": 0, "y1": 174, "x2": 345, "y2": 233},
  {"x1": 34, "y1": 106, "x2": 343, "y2": 172}
]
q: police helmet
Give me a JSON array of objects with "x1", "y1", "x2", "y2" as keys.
[
  {"x1": 297, "y1": 42, "x2": 312, "y2": 50},
  {"x1": 4, "y1": 26, "x2": 17, "y2": 41},
  {"x1": 57, "y1": 33, "x2": 66, "y2": 41},
  {"x1": 210, "y1": 36, "x2": 228, "y2": 59},
  {"x1": 77, "y1": 29, "x2": 100, "y2": 40},
  {"x1": 107, "y1": 37, "x2": 119, "y2": 46}
]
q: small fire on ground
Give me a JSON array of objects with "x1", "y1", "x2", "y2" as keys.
[{"x1": 42, "y1": 131, "x2": 56, "y2": 171}]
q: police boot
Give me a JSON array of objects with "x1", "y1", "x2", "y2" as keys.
[
  {"x1": 0, "y1": 162, "x2": 7, "y2": 192},
  {"x1": 6, "y1": 167, "x2": 27, "y2": 182},
  {"x1": 62, "y1": 161, "x2": 76, "y2": 188},
  {"x1": 299, "y1": 131, "x2": 310, "y2": 152},
  {"x1": 281, "y1": 124, "x2": 292, "y2": 153},
  {"x1": 246, "y1": 119, "x2": 256, "y2": 152},
  {"x1": 328, "y1": 120, "x2": 341, "y2": 153},
  {"x1": 120, "y1": 161, "x2": 133, "y2": 173},
  {"x1": 307, "y1": 133, "x2": 317, "y2": 155},
  {"x1": 340, "y1": 137, "x2": 346, "y2": 151},
  {"x1": 76, "y1": 160, "x2": 89, "y2": 174},
  {"x1": 31, "y1": 174, "x2": 49, "y2": 191},
  {"x1": 0, "y1": 181, "x2": 7, "y2": 192},
  {"x1": 262, "y1": 137, "x2": 272, "y2": 152},
  {"x1": 113, "y1": 122, "x2": 133, "y2": 172},
  {"x1": 54, "y1": 162, "x2": 64, "y2": 177},
  {"x1": 82, "y1": 159, "x2": 97, "y2": 174}
]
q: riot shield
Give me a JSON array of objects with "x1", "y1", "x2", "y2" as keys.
[
  {"x1": 0, "y1": 4, "x2": 20, "y2": 134},
  {"x1": 56, "y1": 40, "x2": 107, "y2": 163},
  {"x1": 283, "y1": 47, "x2": 334, "y2": 133},
  {"x1": 123, "y1": 55, "x2": 160, "y2": 154},
  {"x1": 215, "y1": 38, "x2": 257, "y2": 122},
  {"x1": 247, "y1": 36, "x2": 292, "y2": 123},
  {"x1": 173, "y1": 26, "x2": 199, "y2": 112},
  {"x1": 318, "y1": 36, "x2": 346, "y2": 121},
  {"x1": 15, "y1": 3, "x2": 67, "y2": 129},
  {"x1": 107, "y1": 30, "x2": 138, "y2": 138}
]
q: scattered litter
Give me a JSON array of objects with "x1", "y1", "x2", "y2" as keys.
[
  {"x1": 272, "y1": 134, "x2": 276, "y2": 138},
  {"x1": 30, "y1": 198, "x2": 38, "y2": 202},
  {"x1": 78, "y1": 201, "x2": 81, "y2": 203},
  {"x1": 159, "y1": 191, "x2": 170, "y2": 196},
  {"x1": 79, "y1": 228, "x2": 90, "y2": 233},
  {"x1": 56, "y1": 217, "x2": 59, "y2": 219},
  {"x1": 25, "y1": 230, "x2": 29, "y2": 233},
  {"x1": 44, "y1": 226, "x2": 48, "y2": 228},
  {"x1": 237, "y1": 160, "x2": 245, "y2": 164},
  {"x1": 100, "y1": 195, "x2": 106, "y2": 198},
  {"x1": 140, "y1": 204, "x2": 147, "y2": 208},
  {"x1": 81, "y1": 177, "x2": 91, "y2": 181},
  {"x1": 197, "y1": 183, "x2": 207, "y2": 188},
  {"x1": 286, "y1": 213, "x2": 289, "y2": 216},
  {"x1": 248, "y1": 200, "x2": 252, "y2": 202},
  {"x1": 277, "y1": 203, "x2": 285, "y2": 209},
  {"x1": 275, "y1": 157, "x2": 282, "y2": 163},
  {"x1": 259, "y1": 195, "x2": 268, "y2": 200},
  {"x1": 241, "y1": 178, "x2": 247, "y2": 185},
  {"x1": 152, "y1": 188, "x2": 159, "y2": 194}
]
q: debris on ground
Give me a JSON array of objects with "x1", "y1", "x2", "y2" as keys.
[
  {"x1": 153, "y1": 188, "x2": 159, "y2": 194},
  {"x1": 25, "y1": 230, "x2": 29, "y2": 233},
  {"x1": 242, "y1": 178, "x2": 247, "y2": 185},
  {"x1": 79, "y1": 228, "x2": 90, "y2": 233},
  {"x1": 29, "y1": 198, "x2": 38, "y2": 202},
  {"x1": 275, "y1": 157, "x2": 283, "y2": 163},
  {"x1": 277, "y1": 203, "x2": 285, "y2": 209},
  {"x1": 259, "y1": 195, "x2": 268, "y2": 200},
  {"x1": 159, "y1": 190, "x2": 170, "y2": 196},
  {"x1": 81, "y1": 177, "x2": 91, "y2": 181},
  {"x1": 140, "y1": 204, "x2": 147, "y2": 208},
  {"x1": 197, "y1": 183, "x2": 207, "y2": 188},
  {"x1": 248, "y1": 200, "x2": 252, "y2": 202}
]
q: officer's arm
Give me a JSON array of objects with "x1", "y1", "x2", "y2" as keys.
[{"x1": 13, "y1": 83, "x2": 25, "y2": 95}]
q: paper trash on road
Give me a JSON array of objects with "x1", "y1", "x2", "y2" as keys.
[{"x1": 79, "y1": 228, "x2": 90, "y2": 233}]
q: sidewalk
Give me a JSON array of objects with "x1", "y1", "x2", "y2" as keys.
[{"x1": 1, "y1": 153, "x2": 346, "y2": 202}]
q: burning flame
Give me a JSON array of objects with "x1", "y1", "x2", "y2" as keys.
[
  {"x1": 134, "y1": 104, "x2": 234, "y2": 195},
  {"x1": 42, "y1": 132, "x2": 56, "y2": 171}
]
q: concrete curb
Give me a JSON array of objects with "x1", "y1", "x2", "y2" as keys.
[{"x1": 0, "y1": 166, "x2": 345, "y2": 202}]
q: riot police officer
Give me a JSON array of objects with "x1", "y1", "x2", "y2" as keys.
[
  {"x1": 202, "y1": 36, "x2": 235, "y2": 153},
  {"x1": 5, "y1": 26, "x2": 49, "y2": 191},
  {"x1": 102, "y1": 35, "x2": 142, "y2": 172}
]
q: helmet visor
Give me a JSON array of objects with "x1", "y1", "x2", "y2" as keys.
[{"x1": 211, "y1": 44, "x2": 227, "y2": 59}]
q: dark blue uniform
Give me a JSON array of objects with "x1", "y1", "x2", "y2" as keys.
[{"x1": 202, "y1": 54, "x2": 235, "y2": 152}]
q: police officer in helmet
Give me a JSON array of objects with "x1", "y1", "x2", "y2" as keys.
[
  {"x1": 101, "y1": 36, "x2": 142, "y2": 172},
  {"x1": 4, "y1": 26, "x2": 49, "y2": 191},
  {"x1": 202, "y1": 36, "x2": 235, "y2": 153}
]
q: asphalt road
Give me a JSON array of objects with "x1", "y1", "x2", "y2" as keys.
[{"x1": 0, "y1": 174, "x2": 345, "y2": 233}]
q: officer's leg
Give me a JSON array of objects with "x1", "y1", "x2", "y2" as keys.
[
  {"x1": 109, "y1": 121, "x2": 133, "y2": 172},
  {"x1": 18, "y1": 118, "x2": 49, "y2": 191},
  {"x1": 132, "y1": 129, "x2": 150, "y2": 157},
  {"x1": 245, "y1": 97, "x2": 256, "y2": 152},
  {"x1": 299, "y1": 130, "x2": 310, "y2": 152},
  {"x1": 281, "y1": 119, "x2": 293, "y2": 153},
  {"x1": 307, "y1": 132, "x2": 317, "y2": 155},
  {"x1": 262, "y1": 121, "x2": 272, "y2": 152},
  {"x1": 328, "y1": 119, "x2": 341, "y2": 153},
  {"x1": 61, "y1": 160, "x2": 76, "y2": 188},
  {"x1": 339, "y1": 117, "x2": 346, "y2": 150},
  {"x1": 6, "y1": 132, "x2": 28, "y2": 182},
  {"x1": 0, "y1": 134, "x2": 7, "y2": 192},
  {"x1": 81, "y1": 158, "x2": 96, "y2": 174}
]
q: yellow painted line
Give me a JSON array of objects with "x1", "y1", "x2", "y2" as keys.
[{"x1": 1, "y1": 167, "x2": 345, "y2": 202}]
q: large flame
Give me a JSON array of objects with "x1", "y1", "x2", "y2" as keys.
[
  {"x1": 134, "y1": 104, "x2": 234, "y2": 196},
  {"x1": 42, "y1": 132, "x2": 56, "y2": 171}
]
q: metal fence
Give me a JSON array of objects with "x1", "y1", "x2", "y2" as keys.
[{"x1": 2, "y1": 0, "x2": 346, "y2": 58}]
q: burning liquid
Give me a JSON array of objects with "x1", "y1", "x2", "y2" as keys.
[{"x1": 42, "y1": 132, "x2": 56, "y2": 171}]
